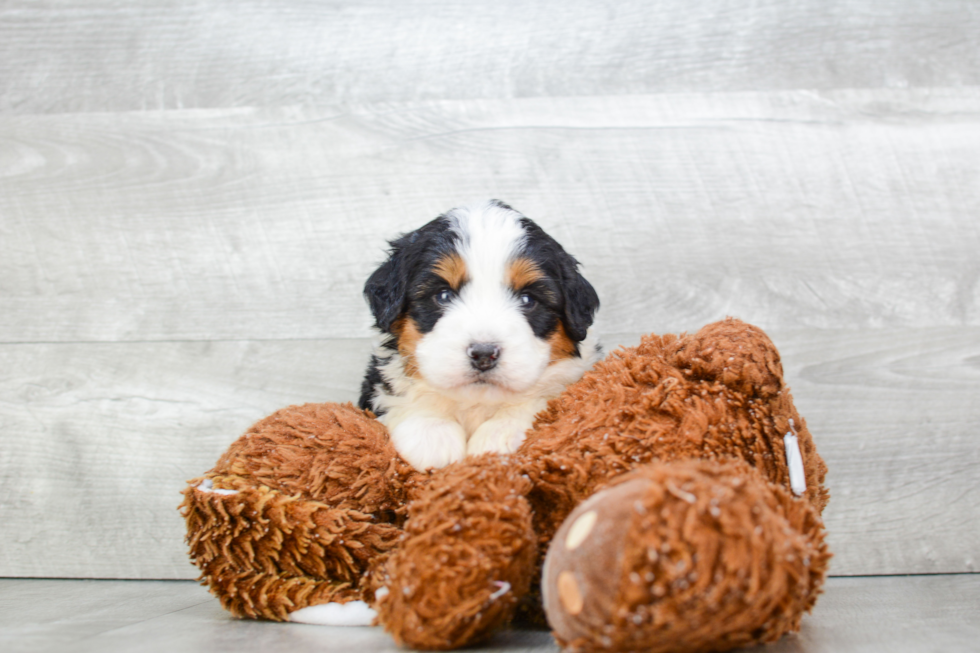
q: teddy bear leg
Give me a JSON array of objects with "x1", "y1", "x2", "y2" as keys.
[
  {"x1": 182, "y1": 470, "x2": 403, "y2": 622},
  {"x1": 542, "y1": 459, "x2": 830, "y2": 653},
  {"x1": 183, "y1": 402, "x2": 424, "y2": 622},
  {"x1": 373, "y1": 455, "x2": 538, "y2": 650}
]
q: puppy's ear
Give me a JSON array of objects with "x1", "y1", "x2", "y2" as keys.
[
  {"x1": 558, "y1": 253, "x2": 600, "y2": 343},
  {"x1": 517, "y1": 215, "x2": 599, "y2": 343},
  {"x1": 364, "y1": 249, "x2": 407, "y2": 332}
]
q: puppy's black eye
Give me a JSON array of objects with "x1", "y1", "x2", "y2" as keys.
[
  {"x1": 519, "y1": 293, "x2": 536, "y2": 309},
  {"x1": 435, "y1": 289, "x2": 456, "y2": 306}
]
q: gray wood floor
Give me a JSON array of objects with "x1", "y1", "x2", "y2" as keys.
[
  {"x1": 2, "y1": 576, "x2": 979, "y2": 653},
  {"x1": 2, "y1": 3, "x2": 979, "y2": 649}
]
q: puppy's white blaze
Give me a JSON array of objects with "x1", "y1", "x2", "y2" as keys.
[{"x1": 447, "y1": 201, "x2": 528, "y2": 280}]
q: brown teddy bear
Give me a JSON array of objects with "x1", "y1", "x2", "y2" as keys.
[{"x1": 181, "y1": 318, "x2": 830, "y2": 652}]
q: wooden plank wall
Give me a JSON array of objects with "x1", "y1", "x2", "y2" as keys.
[{"x1": 1, "y1": 0, "x2": 978, "y2": 579}]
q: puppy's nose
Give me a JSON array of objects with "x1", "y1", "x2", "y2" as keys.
[{"x1": 467, "y1": 342, "x2": 501, "y2": 371}]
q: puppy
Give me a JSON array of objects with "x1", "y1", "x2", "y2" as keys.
[{"x1": 358, "y1": 200, "x2": 601, "y2": 470}]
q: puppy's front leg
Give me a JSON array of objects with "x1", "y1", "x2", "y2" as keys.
[
  {"x1": 466, "y1": 401, "x2": 545, "y2": 457},
  {"x1": 390, "y1": 415, "x2": 467, "y2": 471}
]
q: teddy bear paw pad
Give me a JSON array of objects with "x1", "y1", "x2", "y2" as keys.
[{"x1": 288, "y1": 601, "x2": 377, "y2": 626}]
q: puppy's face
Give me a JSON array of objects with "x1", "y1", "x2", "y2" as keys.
[{"x1": 364, "y1": 201, "x2": 599, "y2": 397}]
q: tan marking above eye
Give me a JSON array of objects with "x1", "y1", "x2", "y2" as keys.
[
  {"x1": 434, "y1": 253, "x2": 468, "y2": 290},
  {"x1": 507, "y1": 257, "x2": 543, "y2": 290}
]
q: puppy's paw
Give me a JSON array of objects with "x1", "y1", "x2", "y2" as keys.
[
  {"x1": 390, "y1": 416, "x2": 467, "y2": 470},
  {"x1": 467, "y1": 416, "x2": 533, "y2": 457}
]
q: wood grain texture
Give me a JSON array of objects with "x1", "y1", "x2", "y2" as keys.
[
  {"x1": 2, "y1": 89, "x2": 979, "y2": 343},
  {"x1": 3, "y1": 576, "x2": 979, "y2": 653},
  {"x1": 2, "y1": 0, "x2": 979, "y2": 114},
  {"x1": 767, "y1": 574, "x2": 980, "y2": 653},
  {"x1": 1, "y1": 330, "x2": 977, "y2": 579},
  {"x1": 0, "y1": 579, "x2": 212, "y2": 651},
  {"x1": 772, "y1": 327, "x2": 980, "y2": 576},
  {"x1": 4, "y1": 579, "x2": 556, "y2": 653},
  {"x1": 3, "y1": 0, "x2": 979, "y2": 586},
  {"x1": 0, "y1": 339, "x2": 372, "y2": 579}
]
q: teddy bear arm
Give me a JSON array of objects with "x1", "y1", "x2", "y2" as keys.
[{"x1": 374, "y1": 455, "x2": 538, "y2": 649}]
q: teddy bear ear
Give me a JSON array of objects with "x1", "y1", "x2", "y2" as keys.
[
  {"x1": 558, "y1": 253, "x2": 600, "y2": 343},
  {"x1": 364, "y1": 248, "x2": 409, "y2": 332}
]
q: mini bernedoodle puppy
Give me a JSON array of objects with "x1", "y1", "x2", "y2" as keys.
[{"x1": 359, "y1": 200, "x2": 601, "y2": 470}]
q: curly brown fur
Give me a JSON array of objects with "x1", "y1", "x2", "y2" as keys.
[
  {"x1": 211, "y1": 402, "x2": 422, "y2": 512},
  {"x1": 181, "y1": 318, "x2": 830, "y2": 651},
  {"x1": 367, "y1": 319, "x2": 829, "y2": 648},
  {"x1": 523, "y1": 318, "x2": 827, "y2": 530}
]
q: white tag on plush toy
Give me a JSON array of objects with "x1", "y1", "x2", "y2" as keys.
[{"x1": 784, "y1": 428, "x2": 807, "y2": 496}]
